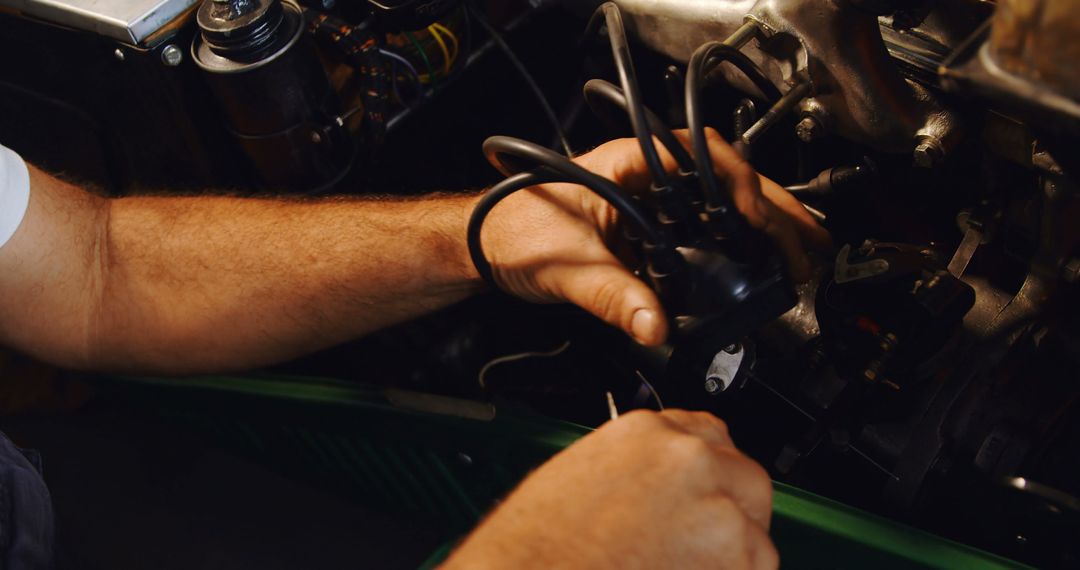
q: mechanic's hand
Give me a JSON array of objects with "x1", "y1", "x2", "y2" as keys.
[
  {"x1": 442, "y1": 409, "x2": 779, "y2": 569},
  {"x1": 474, "y1": 128, "x2": 830, "y2": 346}
]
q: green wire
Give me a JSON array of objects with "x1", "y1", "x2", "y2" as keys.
[{"x1": 405, "y1": 31, "x2": 437, "y2": 92}]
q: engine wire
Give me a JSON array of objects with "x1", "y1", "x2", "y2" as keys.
[
  {"x1": 479, "y1": 341, "x2": 572, "y2": 388},
  {"x1": 467, "y1": 2, "x2": 573, "y2": 156},
  {"x1": 430, "y1": 22, "x2": 460, "y2": 62},
  {"x1": 584, "y1": 3, "x2": 672, "y2": 188},
  {"x1": 405, "y1": 31, "x2": 437, "y2": 89},
  {"x1": 635, "y1": 370, "x2": 665, "y2": 410},
  {"x1": 427, "y1": 24, "x2": 453, "y2": 74}
]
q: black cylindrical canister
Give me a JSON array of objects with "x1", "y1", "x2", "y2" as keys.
[{"x1": 192, "y1": 0, "x2": 354, "y2": 192}]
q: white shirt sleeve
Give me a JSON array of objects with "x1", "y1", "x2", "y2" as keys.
[{"x1": 0, "y1": 144, "x2": 30, "y2": 249}]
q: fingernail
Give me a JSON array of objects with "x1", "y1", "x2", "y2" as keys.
[{"x1": 631, "y1": 309, "x2": 659, "y2": 345}]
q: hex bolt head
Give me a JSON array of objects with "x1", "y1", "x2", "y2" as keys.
[
  {"x1": 161, "y1": 44, "x2": 183, "y2": 67},
  {"x1": 795, "y1": 116, "x2": 824, "y2": 142},
  {"x1": 704, "y1": 377, "x2": 723, "y2": 394},
  {"x1": 913, "y1": 136, "x2": 945, "y2": 168}
]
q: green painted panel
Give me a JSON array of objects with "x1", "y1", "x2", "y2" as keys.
[{"x1": 92, "y1": 373, "x2": 1025, "y2": 569}]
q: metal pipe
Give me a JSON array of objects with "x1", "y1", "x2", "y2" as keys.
[
  {"x1": 740, "y1": 82, "x2": 811, "y2": 146},
  {"x1": 723, "y1": 20, "x2": 759, "y2": 49}
]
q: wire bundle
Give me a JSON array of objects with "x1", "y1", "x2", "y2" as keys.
[{"x1": 467, "y1": 2, "x2": 793, "y2": 313}]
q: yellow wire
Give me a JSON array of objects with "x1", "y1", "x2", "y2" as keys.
[
  {"x1": 430, "y1": 22, "x2": 459, "y2": 63},
  {"x1": 427, "y1": 24, "x2": 452, "y2": 75}
]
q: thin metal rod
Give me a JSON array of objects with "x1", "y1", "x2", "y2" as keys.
[
  {"x1": 723, "y1": 20, "x2": 759, "y2": 49},
  {"x1": 741, "y1": 81, "x2": 811, "y2": 145}
]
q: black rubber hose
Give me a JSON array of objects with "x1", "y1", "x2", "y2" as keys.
[
  {"x1": 583, "y1": 3, "x2": 672, "y2": 188},
  {"x1": 685, "y1": 41, "x2": 779, "y2": 236},
  {"x1": 582, "y1": 79, "x2": 696, "y2": 174},
  {"x1": 468, "y1": 169, "x2": 561, "y2": 286},
  {"x1": 481, "y1": 135, "x2": 665, "y2": 247}
]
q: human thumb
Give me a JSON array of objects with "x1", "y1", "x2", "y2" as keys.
[{"x1": 549, "y1": 258, "x2": 668, "y2": 346}]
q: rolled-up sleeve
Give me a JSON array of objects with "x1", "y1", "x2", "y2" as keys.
[{"x1": 0, "y1": 144, "x2": 30, "y2": 249}]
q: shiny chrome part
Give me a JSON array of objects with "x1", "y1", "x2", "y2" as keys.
[
  {"x1": 161, "y1": 44, "x2": 184, "y2": 66},
  {"x1": 1, "y1": 0, "x2": 201, "y2": 45},
  {"x1": 705, "y1": 344, "x2": 745, "y2": 393}
]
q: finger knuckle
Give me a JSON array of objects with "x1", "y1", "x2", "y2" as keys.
[
  {"x1": 712, "y1": 496, "x2": 747, "y2": 533},
  {"x1": 665, "y1": 434, "x2": 714, "y2": 466},
  {"x1": 619, "y1": 409, "x2": 661, "y2": 430},
  {"x1": 589, "y1": 278, "x2": 626, "y2": 325},
  {"x1": 705, "y1": 413, "x2": 731, "y2": 439}
]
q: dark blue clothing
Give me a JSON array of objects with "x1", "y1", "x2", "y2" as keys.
[{"x1": 0, "y1": 432, "x2": 54, "y2": 569}]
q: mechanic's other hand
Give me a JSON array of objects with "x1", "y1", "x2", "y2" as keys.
[
  {"x1": 474, "y1": 128, "x2": 830, "y2": 346},
  {"x1": 442, "y1": 409, "x2": 779, "y2": 570}
]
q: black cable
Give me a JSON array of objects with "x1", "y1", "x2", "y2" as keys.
[
  {"x1": 468, "y1": 169, "x2": 562, "y2": 285},
  {"x1": 701, "y1": 43, "x2": 782, "y2": 103},
  {"x1": 582, "y1": 79, "x2": 696, "y2": 174},
  {"x1": 583, "y1": 3, "x2": 672, "y2": 188},
  {"x1": 685, "y1": 41, "x2": 779, "y2": 237},
  {"x1": 482, "y1": 136, "x2": 665, "y2": 246},
  {"x1": 466, "y1": 3, "x2": 573, "y2": 157}
]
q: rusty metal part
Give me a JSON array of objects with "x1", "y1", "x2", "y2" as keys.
[{"x1": 941, "y1": 0, "x2": 1080, "y2": 136}]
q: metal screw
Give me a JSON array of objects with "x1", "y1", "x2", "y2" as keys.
[
  {"x1": 113, "y1": 48, "x2": 125, "y2": 61},
  {"x1": 913, "y1": 136, "x2": 945, "y2": 168},
  {"x1": 704, "y1": 377, "x2": 723, "y2": 394},
  {"x1": 310, "y1": 131, "x2": 323, "y2": 144},
  {"x1": 161, "y1": 44, "x2": 183, "y2": 67},
  {"x1": 795, "y1": 116, "x2": 824, "y2": 142}
]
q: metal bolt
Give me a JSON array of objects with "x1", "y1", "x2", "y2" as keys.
[
  {"x1": 913, "y1": 136, "x2": 945, "y2": 168},
  {"x1": 1063, "y1": 258, "x2": 1080, "y2": 283},
  {"x1": 704, "y1": 377, "x2": 723, "y2": 394},
  {"x1": 113, "y1": 48, "x2": 125, "y2": 61},
  {"x1": 795, "y1": 115, "x2": 824, "y2": 142},
  {"x1": 310, "y1": 131, "x2": 323, "y2": 144},
  {"x1": 161, "y1": 44, "x2": 183, "y2": 67}
]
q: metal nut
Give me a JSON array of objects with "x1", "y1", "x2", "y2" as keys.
[
  {"x1": 795, "y1": 116, "x2": 824, "y2": 142},
  {"x1": 704, "y1": 377, "x2": 723, "y2": 394},
  {"x1": 161, "y1": 44, "x2": 183, "y2": 67}
]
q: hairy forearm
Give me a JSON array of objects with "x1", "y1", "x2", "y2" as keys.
[{"x1": 89, "y1": 192, "x2": 483, "y2": 373}]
